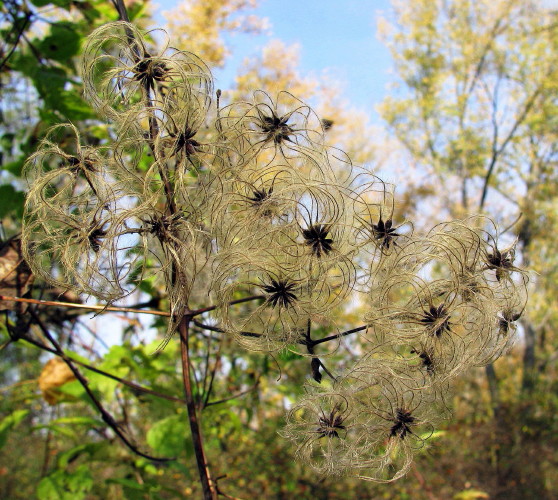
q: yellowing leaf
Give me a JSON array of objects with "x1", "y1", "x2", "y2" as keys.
[
  {"x1": 0, "y1": 236, "x2": 34, "y2": 310},
  {"x1": 38, "y1": 358, "x2": 76, "y2": 405},
  {"x1": 454, "y1": 489, "x2": 490, "y2": 500}
]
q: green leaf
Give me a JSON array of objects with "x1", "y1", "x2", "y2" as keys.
[
  {"x1": 0, "y1": 133, "x2": 15, "y2": 153},
  {"x1": 55, "y1": 379, "x2": 88, "y2": 403},
  {"x1": 37, "y1": 475, "x2": 66, "y2": 500},
  {"x1": 146, "y1": 414, "x2": 188, "y2": 457},
  {"x1": 32, "y1": 66, "x2": 67, "y2": 99},
  {"x1": 50, "y1": 416, "x2": 103, "y2": 427},
  {"x1": 30, "y1": 0, "x2": 72, "y2": 8},
  {"x1": 2, "y1": 159, "x2": 25, "y2": 176},
  {"x1": 37, "y1": 464, "x2": 93, "y2": 500},
  {"x1": 57, "y1": 442, "x2": 105, "y2": 468},
  {"x1": 37, "y1": 22, "x2": 81, "y2": 63},
  {"x1": 0, "y1": 185, "x2": 24, "y2": 218},
  {"x1": 28, "y1": 59, "x2": 95, "y2": 120},
  {"x1": 31, "y1": 423, "x2": 78, "y2": 439},
  {"x1": 418, "y1": 429, "x2": 446, "y2": 441},
  {"x1": 55, "y1": 91, "x2": 96, "y2": 121},
  {"x1": 0, "y1": 409, "x2": 29, "y2": 449},
  {"x1": 127, "y1": 1, "x2": 148, "y2": 21}
]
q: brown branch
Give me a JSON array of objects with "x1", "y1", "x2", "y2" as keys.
[
  {"x1": 310, "y1": 325, "x2": 368, "y2": 346},
  {"x1": 0, "y1": 295, "x2": 171, "y2": 317},
  {"x1": 179, "y1": 316, "x2": 217, "y2": 499},
  {"x1": 479, "y1": 85, "x2": 543, "y2": 210},
  {"x1": 190, "y1": 295, "x2": 265, "y2": 317},
  {"x1": 0, "y1": 295, "x2": 267, "y2": 321},
  {"x1": 0, "y1": 9, "x2": 32, "y2": 71},
  {"x1": 110, "y1": 0, "x2": 130, "y2": 22},
  {"x1": 193, "y1": 320, "x2": 262, "y2": 338}
]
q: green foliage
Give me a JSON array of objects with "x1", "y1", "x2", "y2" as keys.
[
  {"x1": 147, "y1": 414, "x2": 191, "y2": 457},
  {"x1": 0, "y1": 409, "x2": 29, "y2": 449},
  {"x1": 0, "y1": 185, "x2": 24, "y2": 218},
  {"x1": 37, "y1": 464, "x2": 94, "y2": 500},
  {"x1": 30, "y1": 0, "x2": 72, "y2": 7},
  {"x1": 36, "y1": 21, "x2": 81, "y2": 63}
]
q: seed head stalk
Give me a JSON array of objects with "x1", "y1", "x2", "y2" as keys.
[{"x1": 117, "y1": 7, "x2": 215, "y2": 495}]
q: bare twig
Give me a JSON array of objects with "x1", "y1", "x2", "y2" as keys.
[
  {"x1": 27, "y1": 309, "x2": 175, "y2": 462},
  {"x1": 190, "y1": 295, "x2": 265, "y2": 317},
  {"x1": 311, "y1": 325, "x2": 368, "y2": 346},
  {"x1": 0, "y1": 295, "x2": 268, "y2": 321},
  {"x1": 193, "y1": 320, "x2": 262, "y2": 338},
  {"x1": 0, "y1": 9, "x2": 32, "y2": 71},
  {"x1": 205, "y1": 381, "x2": 259, "y2": 409},
  {"x1": 179, "y1": 316, "x2": 217, "y2": 499},
  {"x1": 19, "y1": 333, "x2": 185, "y2": 403},
  {"x1": 0, "y1": 295, "x2": 171, "y2": 317},
  {"x1": 201, "y1": 335, "x2": 222, "y2": 409}
]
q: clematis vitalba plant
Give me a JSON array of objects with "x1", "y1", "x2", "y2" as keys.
[{"x1": 20, "y1": 19, "x2": 528, "y2": 499}]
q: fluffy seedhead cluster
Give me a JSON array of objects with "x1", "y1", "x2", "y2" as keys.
[{"x1": 21, "y1": 22, "x2": 528, "y2": 482}]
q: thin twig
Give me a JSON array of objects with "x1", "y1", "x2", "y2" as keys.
[
  {"x1": 193, "y1": 320, "x2": 262, "y2": 338},
  {"x1": 202, "y1": 336, "x2": 222, "y2": 409},
  {"x1": 19, "y1": 333, "x2": 185, "y2": 403},
  {"x1": 317, "y1": 360, "x2": 337, "y2": 382},
  {"x1": 205, "y1": 381, "x2": 259, "y2": 408},
  {"x1": 501, "y1": 212, "x2": 523, "y2": 236},
  {"x1": 0, "y1": 295, "x2": 171, "y2": 317},
  {"x1": 0, "y1": 10, "x2": 32, "y2": 70},
  {"x1": 190, "y1": 295, "x2": 265, "y2": 317},
  {"x1": 0, "y1": 295, "x2": 265, "y2": 320},
  {"x1": 479, "y1": 85, "x2": 543, "y2": 210},
  {"x1": 311, "y1": 325, "x2": 368, "y2": 346},
  {"x1": 27, "y1": 309, "x2": 175, "y2": 462},
  {"x1": 201, "y1": 330, "x2": 215, "y2": 406},
  {"x1": 179, "y1": 316, "x2": 217, "y2": 499}
]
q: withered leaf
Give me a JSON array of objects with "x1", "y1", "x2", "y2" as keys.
[
  {"x1": 38, "y1": 358, "x2": 76, "y2": 405},
  {"x1": 0, "y1": 236, "x2": 34, "y2": 311}
]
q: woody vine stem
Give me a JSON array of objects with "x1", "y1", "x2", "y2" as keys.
[{"x1": 115, "y1": 0, "x2": 216, "y2": 492}]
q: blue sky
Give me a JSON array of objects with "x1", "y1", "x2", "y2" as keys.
[{"x1": 153, "y1": 0, "x2": 394, "y2": 117}]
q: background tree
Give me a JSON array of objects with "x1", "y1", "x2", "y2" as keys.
[
  {"x1": 378, "y1": 0, "x2": 558, "y2": 497},
  {"x1": 164, "y1": 0, "x2": 377, "y2": 163}
]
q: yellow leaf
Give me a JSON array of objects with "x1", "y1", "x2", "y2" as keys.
[
  {"x1": 38, "y1": 358, "x2": 76, "y2": 405},
  {"x1": 454, "y1": 489, "x2": 490, "y2": 500}
]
